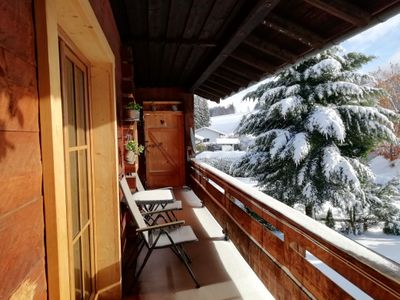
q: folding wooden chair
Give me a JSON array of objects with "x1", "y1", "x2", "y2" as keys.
[
  {"x1": 121, "y1": 175, "x2": 181, "y2": 223},
  {"x1": 119, "y1": 177, "x2": 200, "y2": 287}
]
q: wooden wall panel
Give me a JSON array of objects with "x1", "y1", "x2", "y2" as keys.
[
  {"x1": 0, "y1": 199, "x2": 46, "y2": 298},
  {"x1": 0, "y1": 0, "x2": 46, "y2": 298},
  {"x1": 0, "y1": 1, "x2": 36, "y2": 64}
]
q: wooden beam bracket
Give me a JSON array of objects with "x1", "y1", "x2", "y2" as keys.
[
  {"x1": 264, "y1": 13, "x2": 324, "y2": 48},
  {"x1": 191, "y1": 0, "x2": 281, "y2": 91},
  {"x1": 304, "y1": 0, "x2": 370, "y2": 26}
]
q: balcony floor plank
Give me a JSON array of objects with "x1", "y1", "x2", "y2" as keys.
[{"x1": 123, "y1": 188, "x2": 274, "y2": 299}]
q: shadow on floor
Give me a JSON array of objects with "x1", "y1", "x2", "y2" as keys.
[{"x1": 122, "y1": 188, "x2": 271, "y2": 300}]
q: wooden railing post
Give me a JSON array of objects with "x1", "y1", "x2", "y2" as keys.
[{"x1": 189, "y1": 159, "x2": 400, "y2": 299}]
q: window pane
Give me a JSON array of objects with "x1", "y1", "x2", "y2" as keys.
[
  {"x1": 65, "y1": 58, "x2": 77, "y2": 147},
  {"x1": 74, "y1": 240, "x2": 82, "y2": 300},
  {"x1": 82, "y1": 229, "x2": 92, "y2": 299},
  {"x1": 79, "y1": 150, "x2": 89, "y2": 225},
  {"x1": 75, "y1": 66, "x2": 87, "y2": 146},
  {"x1": 70, "y1": 152, "x2": 80, "y2": 237}
]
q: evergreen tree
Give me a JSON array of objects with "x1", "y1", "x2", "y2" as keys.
[
  {"x1": 325, "y1": 209, "x2": 335, "y2": 229},
  {"x1": 209, "y1": 104, "x2": 236, "y2": 116},
  {"x1": 364, "y1": 178, "x2": 400, "y2": 235},
  {"x1": 232, "y1": 47, "x2": 399, "y2": 217},
  {"x1": 194, "y1": 95, "x2": 210, "y2": 129}
]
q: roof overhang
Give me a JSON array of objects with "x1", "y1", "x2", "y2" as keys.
[{"x1": 110, "y1": 0, "x2": 400, "y2": 102}]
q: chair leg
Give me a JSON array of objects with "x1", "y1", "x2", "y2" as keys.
[
  {"x1": 135, "y1": 247, "x2": 154, "y2": 280},
  {"x1": 169, "y1": 210, "x2": 178, "y2": 221},
  {"x1": 145, "y1": 213, "x2": 167, "y2": 225},
  {"x1": 170, "y1": 244, "x2": 200, "y2": 288},
  {"x1": 180, "y1": 245, "x2": 192, "y2": 264},
  {"x1": 172, "y1": 244, "x2": 192, "y2": 264},
  {"x1": 124, "y1": 237, "x2": 145, "y2": 273},
  {"x1": 176, "y1": 245, "x2": 200, "y2": 288}
]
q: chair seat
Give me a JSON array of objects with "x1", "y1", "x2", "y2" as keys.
[
  {"x1": 152, "y1": 225, "x2": 198, "y2": 248},
  {"x1": 162, "y1": 200, "x2": 182, "y2": 211},
  {"x1": 133, "y1": 189, "x2": 174, "y2": 205}
]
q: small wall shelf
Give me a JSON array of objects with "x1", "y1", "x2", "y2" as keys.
[
  {"x1": 124, "y1": 118, "x2": 140, "y2": 122},
  {"x1": 143, "y1": 100, "x2": 182, "y2": 112}
]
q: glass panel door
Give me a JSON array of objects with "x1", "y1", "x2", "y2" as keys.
[{"x1": 60, "y1": 40, "x2": 94, "y2": 300}]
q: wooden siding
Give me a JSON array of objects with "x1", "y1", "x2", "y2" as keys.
[{"x1": 0, "y1": 1, "x2": 46, "y2": 298}]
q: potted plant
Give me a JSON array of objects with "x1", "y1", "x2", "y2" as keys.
[
  {"x1": 126, "y1": 102, "x2": 142, "y2": 120},
  {"x1": 125, "y1": 140, "x2": 144, "y2": 164}
]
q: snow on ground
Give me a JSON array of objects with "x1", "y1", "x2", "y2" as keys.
[
  {"x1": 352, "y1": 226, "x2": 400, "y2": 263},
  {"x1": 196, "y1": 154, "x2": 400, "y2": 298},
  {"x1": 210, "y1": 113, "x2": 245, "y2": 134},
  {"x1": 369, "y1": 155, "x2": 400, "y2": 185},
  {"x1": 196, "y1": 150, "x2": 246, "y2": 160}
]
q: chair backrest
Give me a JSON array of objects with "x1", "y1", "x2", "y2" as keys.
[
  {"x1": 119, "y1": 175, "x2": 149, "y2": 243},
  {"x1": 135, "y1": 174, "x2": 145, "y2": 192}
]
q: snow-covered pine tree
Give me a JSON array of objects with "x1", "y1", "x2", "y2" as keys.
[
  {"x1": 194, "y1": 95, "x2": 211, "y2": 129},
  {"x1": 364, "y1": 178, "x2": 400, "y2": 234},
  {"x1": 232, "y1": 47, "x2": 399, "y2": 218}
]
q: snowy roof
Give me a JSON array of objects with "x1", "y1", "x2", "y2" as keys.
[
  {"x1": 196, "y1": 127, "x2": 227, "y2": 135},
  {"x1": 216, "y1": 138, "x2": 240, "y2": 144},
  {"x1": 195, "y1": 134, "x2": 205, "y2": 141}
]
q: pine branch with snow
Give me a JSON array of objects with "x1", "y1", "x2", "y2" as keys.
[{"x1": 233, "y1": 47, "x2": 399, "y2": 219}]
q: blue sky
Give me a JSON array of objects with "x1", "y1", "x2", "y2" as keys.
[
  {"x1": 209, "y1": 13, "x2": 400, "y2": 112},
  {"x1": 341, "y1": 13, "x2": 400, "y2": 72}
]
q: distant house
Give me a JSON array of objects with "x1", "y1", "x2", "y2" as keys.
[
  {"x1": 194, "y1": 134, "x2": 206, "y2": 144},
  {"x1": 216, "y1": 137, "x2": 240, "y2": 151},
  {"x1": 195, "y1": 127, "x2": 227, "y2": 143}
]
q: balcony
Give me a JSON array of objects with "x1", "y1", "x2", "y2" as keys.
[
  {"x1": 123, "y1": 160, "x2": 400, "y2": 299},
  {"x1": 123, "y1": 187, "x2": 273, "y2": 299}
]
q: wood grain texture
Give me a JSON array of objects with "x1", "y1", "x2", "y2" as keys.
[
  {"x1": 144, "y1": 112, "x2": 185, "y2": 188},
  {"x1": 136, "y1": 88, "x2": 194, "y2": 188},
  {"x1": 190, "y1": 160, "x2": 400, "y2": 299},
  {"x1": 0, "y1": 0, "x2": 36, "y2": 65},
  {"x1": 0, "y1": 198, "x2": 46, "y2": 299},
  {"x1": 0, "y1": 1, "x2": 45, "y2": 298}
]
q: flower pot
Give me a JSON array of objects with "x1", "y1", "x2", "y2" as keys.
[
  {"x1": 127, "y1": 109, "x2": 140, "y2": 120},
  {"x1": 125, "y1": 151, "x2": 137, "y2": 164}
]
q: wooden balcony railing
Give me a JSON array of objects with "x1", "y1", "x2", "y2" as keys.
[{"x1": 189, "y1": 159, "x2": 400, "y2": 299}]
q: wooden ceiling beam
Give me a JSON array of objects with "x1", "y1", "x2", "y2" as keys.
[
  {"x1": 125, "y1": 38, "x2": 216, "y2": 47},
  {"x1": 244, "y1": 35, "x2": 297, "y2": 63},
  {"x1": 191, "y1": 0, "x2": 281, "y2": 91},
  {"x1": 221, "y1": 63, "x2": 261, "y2": 82},
  {"x1": 304, "y1": 0, "x2": 370, "y2": 26},
  {"x1": 230, "y1": 48, "x2": 275, "y2": 73},
  {"x1": 212, "y1": 71, "x2": 248, "y2": 88},
  {"x1": 203, "y1": 80, "x2": 233, "y2": 95},
  {"x1": 199, "y1": 85, "x2": 226, "y2": 98},
  {"x1": 208, "y1": 75, "x2": 241, "y2": 91},
  {"x1": 195, "y1": 89, "x2": 221, "y2": 102},
  {"x1": 264, "y1": 13, "x2": 324, "y2": 47}
]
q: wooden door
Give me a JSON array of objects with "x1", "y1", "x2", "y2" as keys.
[
  {"x1": 144, "y1": 111, "x2": 185, "y2": 188},
  {"x1": 60, "y1": 41, "x2": 94, "y2": 300}
]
